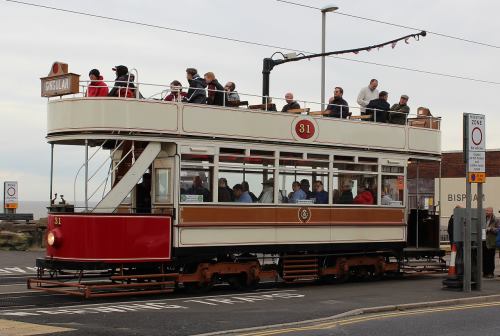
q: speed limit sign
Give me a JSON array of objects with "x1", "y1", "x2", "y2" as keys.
[{"x1": 4, "y1": 181, "x2": 18, "y2": 209}]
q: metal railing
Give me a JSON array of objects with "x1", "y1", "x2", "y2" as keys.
[{"x1": 55, "y1": 79, "x2": 440, "y2": 129}]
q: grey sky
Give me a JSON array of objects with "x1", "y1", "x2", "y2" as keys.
[{"x1": 0, "y1": 0, "x2": 499, "y2": 200}]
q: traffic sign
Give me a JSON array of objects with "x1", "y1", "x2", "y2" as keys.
[
  {"x1": 467, "y1": 114, "x2": 485, "y2": 152},
  {"x1": 467, "y1": 151, "x2": 485, "y2": 173},
  {"x1": 3, "y1": 181, "x2": 18, "y2": 209},
  {"x1": 468, "y1": 172, "x2": 486, "y2": 183}
]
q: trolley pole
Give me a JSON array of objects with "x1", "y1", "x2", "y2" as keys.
[{"x1": 49, "y1": 143, "x2": 54, "y2": 205}]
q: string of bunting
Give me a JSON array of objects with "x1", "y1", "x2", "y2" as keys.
[{"x1": 271, "y1": 31, "x2": 427, "y2": 65}]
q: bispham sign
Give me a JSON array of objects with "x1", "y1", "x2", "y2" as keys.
[{"x1": 41, "y1": 62, "x2": 80, "y2": 97}]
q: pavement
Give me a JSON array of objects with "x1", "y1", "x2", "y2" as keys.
[{"x1": 0, "y1": 251, "x2": 498, "y2": 336}]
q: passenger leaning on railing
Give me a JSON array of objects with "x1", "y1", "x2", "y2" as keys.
[
  {"x1": 185, "y1": 68, "x2": 207, "y2": 104},
  {"x1": 204, "y1": 72, "x2": 225, "y2": 106},
  {"x1": 326, "y1": 87, "x2": 350, "y2": 118},
  {"x1": 108, "y1": 65, "x2": 137, "y2": 98},
  {"x1": 224, "y1": 82, "x2": 240, "y2": 102},
  {"x1": 366, "y1": 91, "x2": 390, "y2": 123},
  {"x1": 164, "y1": 80, "x2": 187, "y2": 102},
  {"x1": 86, "y1": 69, "x2": 109, "y2": 97},
  {"x1": 281, "y1": 92, "x2": 300, "y2": 112},
  {"x1": 389, "y1": 94, "x2": 410, "y2": 125}
]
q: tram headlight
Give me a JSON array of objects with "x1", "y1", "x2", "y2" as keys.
[
  {"x1": 47, "y1": 229, "x2": 61, "y2": 247},
  {"x1": 47, "y1": 231, "x2": 56, "y2": 246}
]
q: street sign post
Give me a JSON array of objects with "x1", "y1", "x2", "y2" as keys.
[
  {"x1": 3, "y1": 181, "x2": 18, "y2": 213},
  {"x1": 463, "y1": 113, "x2": 485, "y2": 292}
]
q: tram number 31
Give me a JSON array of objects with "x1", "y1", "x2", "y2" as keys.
[{"x1": 295, "y1": 120, "x2": 315, "y2": 140}]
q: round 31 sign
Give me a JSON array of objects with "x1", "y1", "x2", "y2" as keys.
[{"x1": 293, "y1": 119, "x2": 317, "y2": 140}]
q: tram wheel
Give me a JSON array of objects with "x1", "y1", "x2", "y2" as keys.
[{"x1": 183, "y1": 279, "x2": 214, "y2": 294}]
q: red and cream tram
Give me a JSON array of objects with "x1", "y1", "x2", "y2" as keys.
[{"x1": 30, "y1": 63, "x2": 442, "y2": 298}]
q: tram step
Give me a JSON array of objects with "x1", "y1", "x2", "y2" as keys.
[
  {"x1": 283, "y1": 264, "x2": 318, "y2": 270},
  {"x1": 283, "y1": 269, "x2": 318, "y2": 275},
  {"x1": 282, "y1": 259, "x2": 318, "y2": 264}
]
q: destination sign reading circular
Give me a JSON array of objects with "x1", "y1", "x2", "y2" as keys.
[{"x1": 295, "y1": 120, "x2": 315, "y2": 139}]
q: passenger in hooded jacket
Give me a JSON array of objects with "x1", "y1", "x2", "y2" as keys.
[
  {"x1": 186, "y1": 68, "x2": 207, "y2": 104},
  {"x1": 108, "y1": 65, "x2": 137, "y2": 98},
  {"x1": 86, "y1": 69, "x2": 109, "y2": 97}
]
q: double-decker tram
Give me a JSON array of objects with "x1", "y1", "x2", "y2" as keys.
[{"x1": 30, "y1": 63, "x2": 443, "y2": 298}]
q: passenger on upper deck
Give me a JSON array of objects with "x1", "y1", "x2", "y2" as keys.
[
  {"x1": 204, "y1": 72, "x2": 225, "y2": 106},
  {"x1": 242, "y1": 181, "x2": 258, "y2": 202},
  {"x1": 164, "y1": 80, "x2": 187, "y2": 102},
  {"x1": 389, "y1": 94, "x2": 410, "y2": 125},
  {"x1": 86, "y1": 69, "x2": 109, "y2": 97},
  {"x1": 326, "y1": 87, "x2": 350, "y2": 118},
  {"x1": 288, "y1": 181, "x2": 307, "y2": 203},
  {"x1": 312, "y1": 180, "x2": 328, "y2": 204},
  {"x1": 108, "y1": 65, "x2": 137, "y2": 98},
  {"x1": 233, "y1": 184, "x2": 253, "y2": 203},
  {"x1": 224, "y1": 82, "x2": 240, "y2": 102},
  {"x1": 187, "y1": 176, "x2": 211, "y2": 202},
  {"x1": 357, "y1": 79, "x2": 379, "y2": 115},
  {"x1": 281, "y1": 92, "x2": 301, "y2": 112},
  {"x1": 366, "y1": 91, "x2": 390, "y2": 123},
  {"x1": 186, "y1": 68, "x2": 207, "y2": 104}
]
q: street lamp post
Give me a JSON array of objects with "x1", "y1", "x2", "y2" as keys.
[{"x1": 321, "y1": 5, "x2": 338, "y2": 110}]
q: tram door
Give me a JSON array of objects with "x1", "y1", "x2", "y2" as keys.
[{"x1": 151, "y1": 153, "x2": 175, "y2": 216}]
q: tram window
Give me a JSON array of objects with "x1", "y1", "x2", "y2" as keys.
[
  {"x1": 381, "y1": 175, "x2": 404, "y2": 206},
  {"x1": 306, "y1": 153, "x2": 329, "y2": 161},
  {"x1": 335, "y1": 174, "x2": 377, "y2": 205},
  {"x1": 250, "y1": 149, "x2": 274, "y2": 157},
  {"x1": 278, "y1": 171, "x2": 328, "y2": 204},
  {"x1": 181, "y1": 154, "x2": 213, "y2": 164},
  {"x1": 333, "y1": 155, "x2": 355, "y2": 162},
  {"x1": 218, "y1": 169, "x2": 266, "y2": 203},
  {"x1": 358, "y1": 157, "x2": 378, "y2": 164},
  {"x1": 180, "y1": 168, "x2": 212, "y2": 203},
  {"x1": 154, "y1": 168, "x2": 170, "y2": 203},
  {"x1": 382, "y1": 166, "x2": 404, "y2": 174},
  {"x1": 220, "y1": 147, "x2": 245, "y2": 156}
]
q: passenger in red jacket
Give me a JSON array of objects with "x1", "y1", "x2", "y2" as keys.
[
  {"x1": 86, "y1": 69, "x2": 109, "y2": 97},
  {"x1": 354, "y1": 187, "x2": 374, "y2": 205},
  {"x1": 164, "y1": 80, "x2": 187, "y2": 102}
]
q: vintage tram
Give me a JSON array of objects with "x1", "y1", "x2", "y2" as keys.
[{"x1": 30, "y1": 64, "x2": 443, "y2": 298}]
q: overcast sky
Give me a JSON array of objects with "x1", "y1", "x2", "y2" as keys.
[{"x1": 1, "y1": 0, "x2": 499, "y2": 201}]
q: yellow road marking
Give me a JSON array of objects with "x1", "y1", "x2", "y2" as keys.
[
  {"x1": 238, "y1": 300, "x2": 500, "y2": 336},
  {"x1": 0, "y1": 319, "x2": 73, "y2": 336}
]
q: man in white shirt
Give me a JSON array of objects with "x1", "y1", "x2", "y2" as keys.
[{"x1": 357, "y1": 79, "x2": 379, "y2": 115}]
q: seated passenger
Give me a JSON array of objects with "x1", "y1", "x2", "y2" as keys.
[
  {"x1": 281, "y1": 92, "x2": 300, "y2": 112},
  {"x1": 242, "y1": 181, "x2": 258, "y2": 202},
  {"x1": 164, "y1": 80, "x2": 187, "y2": 102},
  {"x1": 389, "y1": 94, "x2": 410, "y2": 125},
  {"x1": 338, "y1": 183, "x2": 353, "y2": 204},
  {"x1": 353, "y1": 186, "x2": 374, "y2": 205},
  {"x1": 326, "y1": 87, "x2": 350, "y2": 118},
  {"x1": 204, "y1": 72, "x2": 225, "y2": 106},
  {"x1": 86, "y1": 69, "x2": 109, "y2": 97},
  {"x1": 312, "y1": 180, "x2": 328, "y2": 204},
  {"x1": 186, "y1": 68, "x2": 207, "y2": 104},
  {"x1": 187, "y1": 176, "x2": 211, "y2": 202},
  {"x1": 218, "y1": 178, "x2": 232, "y2": 202},
  {"x1": 108, "y1": 65, "x2": 136, "y2": 98},
  {"x1": 366, "y1": 91, "x2": 390, "y2": 123},
  {"x1": 381, "y1": 191, "x2": 393, "y2": 205},
  {"x1": 288, "y1": 181, "x2": 307, "y2": 203},
  {"x1": 233, "y1": 184, "x2": 253, "y2": 203},
  {"x1": 224, "y1": 82, "x2": 240, "y2": 102},
  {"x1": 258, "y1": 178, "x2": 275, "y2": 203},
  {"x1": 300, "y1": 179, "x2": 313, "y2": 199}
]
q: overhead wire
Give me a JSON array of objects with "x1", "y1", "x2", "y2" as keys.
[
  {"x1": 4, "y1": 0, "x2": 500, "y2": 85},
  {"x1": 275, "y1": 0, "x2": 500, "y2": 50}
]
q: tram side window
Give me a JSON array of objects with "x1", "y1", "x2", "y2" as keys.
[
  {"x1": 381, "y1": 175, "x2": 404, "y2": 206},
  {"x1": 180, "y1": 154, "x2": 214, "y2": 203},
  {"x1": 218, "y1": 156, "x2": 275, "y2": 203},
  {"x1": 335, "y1": 174, "x2": 377, "y2": 205},
  {"x1": 278, "y1": 158, "x2": 328, "y2": 204},
  {"x1": 154, "y1": 168, "x2": 170, "y2": 203}
]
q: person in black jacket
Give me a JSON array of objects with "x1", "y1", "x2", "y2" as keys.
[
  {"x1": 366, "y1": 91, "x2": 390, "y2": 122},
  {"x1": 326, "y1": 87, "x2": 350, "y2": 118},
  {"x1": 281, "y1": 92, "x2": 301, "y2": 112},
  {"x1": 186, "y1": 68, "x2": 207, "y2": 104},
  {"x1": 204, "y1": 72, "x2": 225, "y2": 106},
  {"x1": 108, "y1": 65, "x2": 137, "y2": 98}
]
